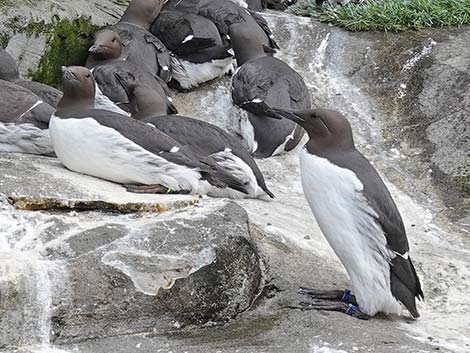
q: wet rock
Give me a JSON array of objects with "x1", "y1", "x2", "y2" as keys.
[{"x1": 0, "y1": 197, "x2": 263, "y2": 347}]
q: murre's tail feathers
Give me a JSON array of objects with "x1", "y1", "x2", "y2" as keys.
[{"x1": 390, "y1": 256, "x2": 424, "y2": 318}]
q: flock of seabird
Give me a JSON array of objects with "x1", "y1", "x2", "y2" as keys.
[{"x1": 0, "y1": 0, "x2": 423, "y2": 320}]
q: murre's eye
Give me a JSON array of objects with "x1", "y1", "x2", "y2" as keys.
[
  {"x1": 86, "y1": 74, "x2": 91, "y2": 78},
  {"x1": 112, "y1": 38, "x2": 116, "y2": 42}
]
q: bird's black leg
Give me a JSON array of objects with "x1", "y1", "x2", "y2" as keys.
[
  {"x1": 298, "y1": 287, "x2": 358, "y2": 305},
  {"x1": 295, "y1": 300, "x2": 370, "y2": 320},
  {"x1": 123, "y1": 184, "x2": 191, "y2": 194}
]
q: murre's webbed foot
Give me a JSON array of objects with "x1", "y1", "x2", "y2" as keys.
[
  {"x1": 298, "y1": 287, "x2": 358, "y2": 305},
  {"x1": 293, "y1": 300, "x2": 370, "y2": 320},
  {"x1": 124, "y1": 184, "x2": 191, "y2": 194}
]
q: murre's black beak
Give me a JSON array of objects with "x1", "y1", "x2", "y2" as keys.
[
  {"x1": 61, "y1": 66, "x2": 77, "y2": 81},
  {"x1": 243, "y1": 100, "x2": 305, "y2": 124},
  {"x1": 88, "y1": 44, "x2": 103, "y2": 53}
]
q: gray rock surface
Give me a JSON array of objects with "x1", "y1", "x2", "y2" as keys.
[
  {"x1": 0, "y1": 191, "x2": 263, "y2": 348},
  {"x1": 0, "y1": 153, "x2": 198, "y2": 212}
]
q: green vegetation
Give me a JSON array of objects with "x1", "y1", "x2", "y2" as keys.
[
  {"x1": 456, "y1": 158, "x2": 470, "y2": 193},
  {"x1": 0, "y1": 34, "x2": 10, "y2": 48},
  {"x1": 292, "y1": 0, "x2": 470, "y2": 32},
  {"x1": 26, "y1": 16, "x2": 99, "y2": 88}
]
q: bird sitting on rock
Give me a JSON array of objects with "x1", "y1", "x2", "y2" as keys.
[
  {"x1": 49, "y1": 66, "x2": 272, "y2": 198},
  {"x1": 86, "y1": 29, "x2": 177, "y2": 115},
  {"x1": 115, "y1": 70, "x2": 274, "y2": 198}
]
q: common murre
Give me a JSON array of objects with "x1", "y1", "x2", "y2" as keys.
[
  {"x1": 49, "y1": 66, "x2": 268, "y2": 198},
  {"x1": 258, "y1": 103, "x2": 424, "y2": 319}
]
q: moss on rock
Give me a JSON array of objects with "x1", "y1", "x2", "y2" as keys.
[
  {"x1": 25, "y1": 16, "x2": 100, "y2": 88},
  {"x1": 0, "y1": 34, "x2": 10, "y2": 48}
]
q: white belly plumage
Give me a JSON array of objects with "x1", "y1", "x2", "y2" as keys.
[
  {"x1": 171, "y1": 57, "x2": 235, "y2": 90},
  {"x1": 94, "y1": 83, "x2": 130, "y2": 116},
  {"x1": 0, "y1": 122, "x2": 53, "y2": 155},
  {"x1": 299, "y1": 148, "x2": 402, "y2": 316},
  {"x1": 49, "y1": 116, "x2": 201, "y2": 192}
]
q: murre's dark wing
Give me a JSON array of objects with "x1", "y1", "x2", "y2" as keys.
[
  {"x1": 328, "y1": 149, "x2": 424, "y2": 317},
  {"x1": 109, "y1": 23, "x2": 172, "y2": 83},
  {"x1": 143, "y1": 115, "x2": 273, "y2": 196},
  {"x1": 248, "y1": 10, "x2": 279, "y2": 49},
  {"x1": 144, "y1": 33, "x2": 172, "y2": 83},
  {"x1": 94, "y1": 62, "x2": 176, "y2": 115},
  {"x1": 232, "y1": 57, "x2": 309, "y2": 110},
  {"x1": 0, "y1": 80, "x2": 54, "y2": 128},
  {"x1": 151, "y1": 11, "x2": 216, "y2": 57},
  {"x1": 16, "y1": 80, "x2": 63, "y2": 108},
  {"x1": 163, "y1": 0, "x2": 206, "y2": 14}
]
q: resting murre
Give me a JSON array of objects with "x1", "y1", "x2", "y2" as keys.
[
  {"x1": 50, "y1": 66, "x2": 265, "y2": 197},
  {"x1": 198, "y1": 0, "x2": 279, "y2": 53},
  {"x1": 115, "y1": 71, "x2": 274, "y2": 198},
  {"x1": 150, "y1": 10, "x2": 235, "y2": 91},
  {"x1": 230, "y1": 23, "x2": 310, "y2": 158},
  {"x1": 0, "y1": 48, "x2": 62, "y2": 108},
  {"x1": 0, "y1": 80, "x2": 55, "y2": 154},
  {"x1": 86, "y1": 30, "x2": 177, "y2": 115},
  {"x1": 259, "y1": 103, "x2": 424, "y2": 319},
  {"x1": 108, "y1": 0, "x2": 172, "y2": 83}
]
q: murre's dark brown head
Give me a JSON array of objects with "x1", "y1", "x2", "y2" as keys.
[
  {"x1": 57, "y1": 66, "x2": 95, "y2": 115},
  {"x1": 88, "y1": 30, "x2": 124, "y2": 62},
  {"x1": 228, "y1": 22, "x2": 266, "y2": 66},
  {"x1": 114, "y1": 71, "x2": 167, "y2": 119},
  {"x1": 0, "y1": 48, "x2": 20, "y2": 82},
  {"x1": 120, "y1": 0, "x2": 166, "y2": 30},
  {"x1": 256, "y1": 103, "x2": 355, "y2": 151}
]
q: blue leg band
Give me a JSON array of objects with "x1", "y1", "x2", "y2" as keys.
[
  {"x1": 346, "y1": 304, "x2": 357, "y2": 316},
  {"x1": 342, "y1": 289, "x2": 351, "y2": 302}
]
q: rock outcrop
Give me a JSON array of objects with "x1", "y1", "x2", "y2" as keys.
[{"x1": 0, "y1": 155, "x2": 264, "y2": 346}]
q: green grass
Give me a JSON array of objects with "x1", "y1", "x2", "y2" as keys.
[{"x1": 292, "y1": 0, "x2": 470, "y2": 32}]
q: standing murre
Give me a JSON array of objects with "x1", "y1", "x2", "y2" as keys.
[
  {"x1": 86, "y1": 30, "x2": 177, "y2": 115},
  {"x1": 115, "y1": 71, "x2": 274, "y2": 198},
  {"x1": 258, "y1": 103, "x2": 424, "y2": 319},
  {"x1": 50, "y1": 66, "x2": 267, "y2": 198},
  {"x1": 150, "y1": 10, "x2": 235, "y2": 91},
  {"x1": 108, "y1": 0, "x2": 172, "y2": 83},
  {"x1": 230, "y1": 23, "x2": 310, "y2": 158},
  {"x1": 0, "y1": 48, "x2": 62, "y2": 108},
  {"x1": 0, "y1": 80, "x2": 55, "y2": 155}
]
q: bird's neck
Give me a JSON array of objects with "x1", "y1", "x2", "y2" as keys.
[{"x1": 56, "y1": 96, "x2": 94, "y2": 116}]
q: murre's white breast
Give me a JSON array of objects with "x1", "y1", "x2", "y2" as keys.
[
  {"x1": 171, "y1": 57, "x2": 235, "y2": 90},
  {"x1": 299, "y1": 148, "x2": 401, "y2": 316},
  {"x1": 49, "y1": 115, "x2": 201, "y2": 192}
]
